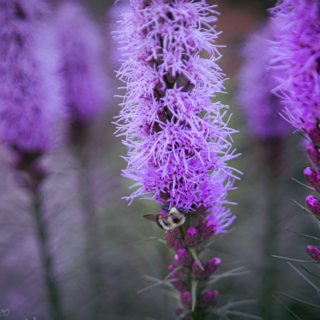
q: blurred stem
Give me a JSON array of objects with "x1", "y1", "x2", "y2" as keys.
[
  {"x1": 33, "y1": 186, "x2": 66, "y2": 320},
  {"x1": 71, "y1": 121, "x2": 106, "y2": 319},
  {"x1": 259, "y1": 138, "x2": 284, "y2": 319},
  {"x1": 16, "y1": 151, "x2": 65, "y2": 320}
]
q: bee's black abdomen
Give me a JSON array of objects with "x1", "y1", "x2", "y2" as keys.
[{"x1": 156, "y1": 215, "x2": 165, "y2": 229}]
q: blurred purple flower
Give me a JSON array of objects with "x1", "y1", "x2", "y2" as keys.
[
  {"x1": 236, "y1": 24, "x2": 290, "y2": 140},
  {"x1": 115, "y1": 0, "x2": 240, "y2": 229},
  {"x1": 0, "y1": 0, "x2": 64, "y2": 152},
  {"x1": 270, "y1": 0, "x2": 320, "y2": 131},
  {"x1": 54, "y1": 1, "x2": 106, "y2": 123},
  {"x1": 306, "y1": 245, "x2": 320, "y2": 263}
]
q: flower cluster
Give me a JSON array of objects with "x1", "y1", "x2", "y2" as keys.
[
  {"x1": 236, "y1": 24, "x2": 289, "y2": 140},
  {"x1": 54, "y1": 1, "x2": 106, "y2": 124},
  {"x1": 270, "y1": 0, "x2": 320, "y2": 132},
  {"x1": 116, "y1": 0, "x2": 239, "y2": 222},
  {"x1": 270, "y1": 0, "x2": 320, "y2": 263},
  {"x1": 116, "y1": 0, "x2": 240, "y2": 317},
  {"x1": 0, "y1": 0, "x2": 63, "y2": 152}
]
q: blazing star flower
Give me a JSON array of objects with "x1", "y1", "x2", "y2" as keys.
[
  {"x1": 116, "y1": 0, "x2": 240, "y2": 316},
  {"x1": 0, "y1": 0, "x2": 63, "y2": 152},
  {"x1": 269, "y1": 0, "x2": 320, "y2": 132},
  {"x1": 116, "y1": 0, "x2": 239, "y2": 229},
  {"x1": 54, "y1": 1, "x2": 106, "y2": 123},
  {"x1": 236, "y1": 24, "x2": 290, "y2": 140}
]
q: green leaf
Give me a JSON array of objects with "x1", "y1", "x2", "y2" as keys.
[
  {"x1": 290, "y1": 176, "x2": 315, "y2": 190},
  {"x1": 209, "y1": 310, "x2": 231, "y2": 320},
  {"x1": 144, "y1": 236, "x2": 166, "y2": 242},
  {"x1": 163, "y1": 266, "x2": 184, "y2": 282},
  {"x1": 287, "y1": 230, "x2": 320, "y2": 241},
  {"x1": 217, "y1": 299, "x2": 258, "y2": 313},
  {"x1": 137, "y1": 276, "x2": 178, "y2": 294},
  {"x1": 189, "y1": 247, "x2": 204, "y2": 270},
  {"x1": 224, "y1": 310, "x2": 263, "y2": 319},
  {"x1": 191, "y1": 279, "x2": 198, "y2": 312},
  {"x1": 273, "y1": 295, "x2": 302, "y2": 320},
  {"x1": 207, "y1": 267, "x2": 251, "y2": 285},
  {"x1": 287, "y1": 262, "x2": 320, "y2": 292},
  {"x1": 271, "y1": 255, "x2": 317, "y2": 263},
  {"x1": 291, "y1": 199, "x2": 313, "y2": 215},
  {"x1": 300, "y1": 265, "x2": 320, "y2": 279},
  {"x1": 276, "y1": 292, "x2": 320, "y2": 309}
]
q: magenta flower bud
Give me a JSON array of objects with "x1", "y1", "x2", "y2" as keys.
[
  {"x1": 305, "y1": 121, "x2": 320, "y2": 146},
  {"x1": 306, "y1": 195, "x2": 320, "y2": 221},
  {"x1": 307, "y1": 143, "x2": 320, "y2": 169},
  {"x1": 169, "y1": 274, "x2": 188, "y2": 293},
  {"x1": 306, "y1": 245, "x2": 320, "y2": 263},
  {"x1": 180, "y1": 292, "x2": 192, "y2": 309},
  {"x1": 174, "y1": 254, "x2": 181, "y2": 267},
  {"x1": 304, "y1": 167, "x2": 320, "y2": 192},
  {"x1": 191, "y1": 260, "x2": 204, "y2": 278},
  {"x1": 173, "y1": 240, "x2": 183, "y2": 251},
  {"x1": 185, "y1": 227, "x2": 198, "y2": 246},
  {"x1": 177, "y1": 248, "x2": 192, "y2": 267},
  {"x1": 175, "y1": 308, "x2": 183, "y2": 316},
  {"x1": 199, "y1": 290, "x2": 219, "y2": 308},
  {"x1": 168, "y1": 264, "x2": 176, "y2": 273},
  {"x1": 198, "y1": 221, "x2": 215, "y2": 241},
  {"x1": 203, "y1": 258, "x2": 221, "y2": 278}
]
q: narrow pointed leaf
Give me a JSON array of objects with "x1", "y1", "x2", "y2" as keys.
[
  {"x1": 207, "y1": 267, "x2": 250, "y2": 285},
  {"x1": 144, "y1": 236, "x2": 166, "y2": 242},
  {"x1": 287, "y1": 262, "x2": 320, "y2": 292},
  {"x1": 271, "y1": 255, "x2": 317, "y2": 263},
  {"x1": 291, "y1": 199, "x2": 313, "y2": 214},
  {"x1": 209, "y1": 310, "x2": 231, "y2": 320},
  {"x1": 273, "y1": 295, "x2": 302, "y2": 320},
  {"x1": 224, "y1": 311, "x2": 263, "y2": 319},
  {"x1": 163, "y1": 266, "x2": 184, "y2": 282},
  {"x1": 300, "y1": 265, "x2": 320, "y2": 279},
  {"x1": 287, "y1": 230, "x2": 320, "y2": 241},
  {"x1": 138, "y1": 278, "x2": 178, "y2": 294},
  {"x1": 276, "y1": 292, "x2": 320, "y2": 309},
  {"x1": 217, "y1": 299, "x2": 258, "y2": 312},
  {"x1": 189, "y1": 247, "x2": 204, "y2": 270},
  {"x1": 290, "y1": 176, "x2": 315, "y2": 190},
  {"x1": 191, "y1": 279, "x2": 198, "y2": 312}
]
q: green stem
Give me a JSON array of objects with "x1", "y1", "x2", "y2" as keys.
[{"x1": 33, "y1": 185, "x2": 65, "y2": 320}]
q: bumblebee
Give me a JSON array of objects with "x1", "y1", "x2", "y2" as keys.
[{"x1": 143, "y1": 206, "x2": 188, "y2": 230}]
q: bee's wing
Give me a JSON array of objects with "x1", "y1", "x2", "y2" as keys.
[{"x1": 143, "y1": 214, "x2": 158, "y2": 222}]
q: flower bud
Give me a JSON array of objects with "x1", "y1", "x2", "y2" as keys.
[
  {"x1": 173, "y1": 240, "x2": 182, "y2": 251},
  {"x1": 304, "y1": 167, "x2": 320, "y2": 192},
  {"x1": 175, "y1": 308, "x2": 183, "y2": 316},
  {"x1": 177, "y1": 248, "x2": 192, "y2": 266},
  {"x1": 306, "y1": 245, "x2": 320, "y2": 263},
  {"x1": 306, "y1": 195, "x2": 320, "y2": 220},
  {"x1": 185, "y1": 227, "x2": 198, "y2": 246},
  {"x1": 169, "y1": 274, "x2": 188, "y2": 292},
  {"x1": 307, "y1": 143, "x2": 320, "y2": 169},
  {"x1": 180, "y1": 291, "x2": 192, "y2": 309},
  {"x1": 191, "y1": 260, "x2": 204, "y2": 278},
  {"x1": 199, "y1": 290, "x2": 219, "y2": 307},
  {"x1": 305, "y1": 121, "x2": 320, "y2": 146},
  {"x1": 203, "y1": 258, "x2": 221, "y2": 278},
  {"x1": 166, "y1": 228, "x2": 178, "y2": 249},
  {"x1": 198, "y1": 220, "x2": 215, "y2": 241},
  {"x1": 168, "y1": 264, "x2": 176, "y2": 273}
]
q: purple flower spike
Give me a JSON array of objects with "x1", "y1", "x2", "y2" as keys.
[
  {"x1": 177, "y1": 248, "x2": 192, "y2": 267},
  {"x1": 306, "y1": 245, "x2": 320, "y2": 263},
  {"x1": 307, "y1": 143, "x2": 320, "y2": 169},
  {"x1": 199, "y1": 290, "x2": 219, "y2": 308},
  {"x1": 180, "y1": 292, "x2": 192, "y2": 309},
  {"x1": 185, "y1": 227, "x2": 198, "y2": 247},
  {"x1": 54, "y1": 1, "x2": 106, "y2": 123},
  {"x1": 236, "y1": 23, "x2": 289, "y2": 140},
  {"x1": 203, "y1": 258, "x2": 221, "y2": 278},
  {"x1": 304, "y1": 167, "x2": 320, "y2": 192},
  {"x1": 306, "y1": 195, "x2": 320, "y2": 221},
  {"x1": 270, "y1": 0, "x2": 320, "y2": 130},
  {"x1": 115, "y1": 0, "x2": 239, "y2": 229},
  {"x1": 0, "y1": 0, "x2": 64, "y2": 152}
]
